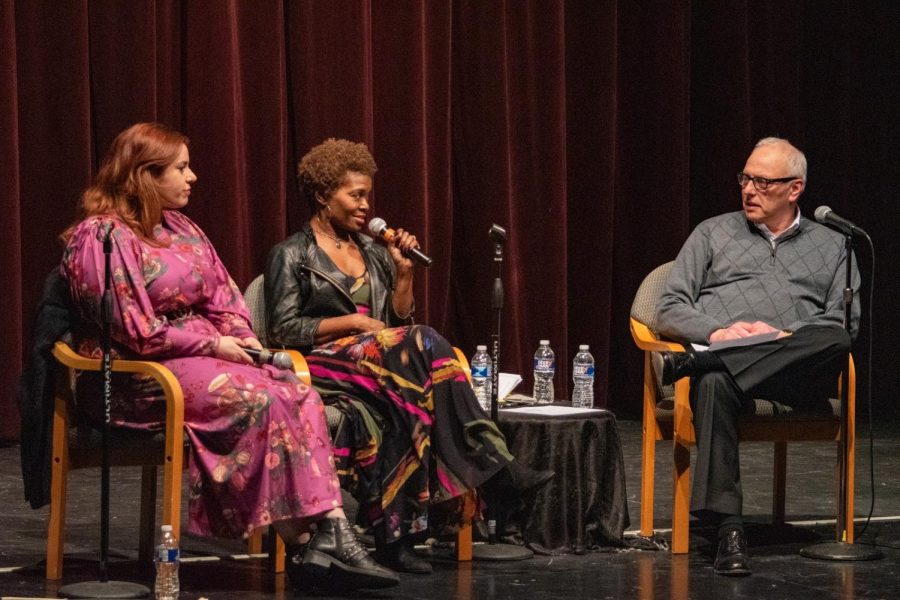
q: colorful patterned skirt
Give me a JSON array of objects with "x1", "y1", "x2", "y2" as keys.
[{"x1": 306, "y1": 325, "x2": 512, "y2": 543}]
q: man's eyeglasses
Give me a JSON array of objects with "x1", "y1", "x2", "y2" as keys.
[{"x1": 737, "y1": 172, "x2": 798, "y2": 192}]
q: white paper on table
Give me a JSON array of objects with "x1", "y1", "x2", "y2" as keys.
[
  {"x1": 497, "y1": 372, "x2": 523, "y2": 401},
  {"x1": 501, "y1": 405, "x2": 608, "y2": 417}
]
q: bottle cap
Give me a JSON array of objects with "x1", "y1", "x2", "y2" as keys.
[
  {"x1": 539, "y1": 339, "x2": 549, "y2": 345},
  {"x1": 579, "y1": 344, "x2": 589, "y2": 350},
  {"x1": 161, "y1": 524, "x2": 173, "y2": 532},
  {"x1": 476, "y1": 345, "x2": 487, "y2": 351}
]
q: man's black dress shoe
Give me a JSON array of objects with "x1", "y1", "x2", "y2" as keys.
[
  {"x1": 288, "y1": 518, "x2": 400, "y2": 591},
  {"x1": 713, "y1": 529, "x2": 751, "y2": 576},
  {"x1": 654, "y1": 351, "x2": 698, "y2": 386}
]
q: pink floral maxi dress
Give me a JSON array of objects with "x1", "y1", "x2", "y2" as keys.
[{"x1": 61, "y1": 211, "x2": 341, "y2": 538}]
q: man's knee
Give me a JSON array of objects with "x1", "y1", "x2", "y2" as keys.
[{"x1": 691, "y1": 372, "x2": 745, "y2": 418}]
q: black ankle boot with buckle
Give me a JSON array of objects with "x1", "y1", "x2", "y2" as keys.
[{"x1": 287, "y1": 518, "x2": 399, "y2": 592}]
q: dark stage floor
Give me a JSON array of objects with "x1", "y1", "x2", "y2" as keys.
[{"x1": 3, "y1": 416, "x2": 900, "y2": 600}]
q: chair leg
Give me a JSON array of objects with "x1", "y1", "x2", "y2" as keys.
[
  {"x1": 248, "y1": 528, "x2": 263, "y2": 554},
  {"x1": 455, "y1": 490, "x2": 476, "y2": 561},
  {"x1": 640, "y1": 353, "x2": 658, "y2": 537},
  {"x1": 843, "y1": 426, "x2": 856, "y2": 543},
  {"x1": 671, "y1": 439, "x2": 691, "y2": 554},
  {"x1": 272, "y1": 530, "x2": 285, "y2": 573},
  {"x1": 257, "y1": 526, "x2": 285, "y2": 573},
  {"x1": 640, "y1": 415, "x2": 658, "y2": 536},
  {"x1": 772, "y1": 442, "x2": 787, "y2": 526},
  {"x1": 139, "y1": 466, "x2": 158, "y2": 563},
  {"x1": 47, "y1": 397, "x2": 70, "y2": 581}
]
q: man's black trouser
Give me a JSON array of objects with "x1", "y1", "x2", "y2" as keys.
[{"x1": 689, "y1": 324, "x2": 852, "y2": 517}]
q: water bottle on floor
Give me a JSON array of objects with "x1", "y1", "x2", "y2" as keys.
[
  {"x1": 571, "y1": 344, "x2": 595, "y2": 408},
  {"x1": 533, "y1": 340, "x2": 555, "y2": 404},
  {"x1": 471, "y1": 345, "x2": 493, "y2": 412},
  {"x1": 155, "y1": 524, "x2": 180, "y2": 600}
]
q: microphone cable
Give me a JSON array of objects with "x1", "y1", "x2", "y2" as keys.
[{"x1": 855, "y1": 231, "x2": 877, "y2": 540}]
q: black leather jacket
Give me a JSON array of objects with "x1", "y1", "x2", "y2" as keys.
[{"x1": 264, "y1": 223, "x2": 413, "y2": 352}]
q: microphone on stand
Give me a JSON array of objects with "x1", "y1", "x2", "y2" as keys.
[
  {"x1": 368, "y1": 218, "x2": 433, "y2": 267},
  {"x1": 244, "y1": 348, "x2": 294, "y2": 370},
  {"x1": 814, "y1": 205, "x2": 868, "y2": 236}
]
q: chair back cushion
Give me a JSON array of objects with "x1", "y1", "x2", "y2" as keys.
[
  {"x1": 630, "y1": 262, "x2": 674, "y2": 337},
  {"x1": 243, "y1": 273, "x2": 345, "y2": 430},
  {"x1": 243, "y1": 274, "x2": 267, "y2": 347}
]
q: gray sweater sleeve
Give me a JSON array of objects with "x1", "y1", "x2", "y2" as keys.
[{"x1": 655, "y1": 225, "x2": 726, "y2": 344}]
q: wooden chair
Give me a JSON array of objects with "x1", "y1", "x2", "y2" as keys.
[
  {"x1": 47, "y1": 341, "x2": 186, "y2": 580},
  {"x1": 629, "y1": 261, "x2": 856, "y2": 553},
  {"x1": 243, "y1": 274, "x2": 476, "y2": 562}
]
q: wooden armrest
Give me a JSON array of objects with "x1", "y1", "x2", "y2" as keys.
[
  {"x1": 630, "y1": 318, "x2": 686, "y2": 353},
  {"x1": 52, "y1": 340, "x2": 186, "y2": 538},
  {"x1": 281, "y1": 349, "x2": 310, "y2": 385},
  {"x1": 52, "y1": 341, "x2": 183, "y2": 407}
]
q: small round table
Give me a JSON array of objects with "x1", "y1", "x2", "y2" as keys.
[{"x1": 496, "y1": 407, "x2": 630, "y2": 553}]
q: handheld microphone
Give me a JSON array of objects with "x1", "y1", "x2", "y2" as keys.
[
  {"x1": 368, "y1": 218, "x2": 433, "y2": 267},
  {"x1": 244, "y1": 348, "x2": 294, "y2": 371},
  {"x1": 814, "y1": 205, "x2": 868, "y2": 236}
]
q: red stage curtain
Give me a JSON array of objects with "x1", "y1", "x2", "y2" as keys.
[{"x1": 2, "y1": 1, "x2": 898, "y2": 441}]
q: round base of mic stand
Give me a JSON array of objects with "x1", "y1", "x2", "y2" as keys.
[
  {"x1": 470, "y1": 541, "x2": 533, "y2": 561},
  {"x1": 58, "y1": 580, "x2": 150, "y2": 598},
  {"x1": 800, "y1": 541, "x2": 883, "y2": 561}
]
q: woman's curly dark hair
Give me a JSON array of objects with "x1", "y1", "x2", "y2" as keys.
[{"x1": 297, "y1": 138, "x2": 378, "y2": 212}]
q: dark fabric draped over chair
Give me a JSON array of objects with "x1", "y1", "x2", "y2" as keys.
[{"x1": 4, "y1": 3, "x2": 900, "y2": 441}]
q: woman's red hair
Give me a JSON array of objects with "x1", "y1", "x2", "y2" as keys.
[{"x1": 62, "y1": 122, "x2": 188, "y2": 244}]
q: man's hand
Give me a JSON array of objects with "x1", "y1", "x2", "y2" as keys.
[{"x1": 710, "y1": 321, "x2": 783, "y2": 342}]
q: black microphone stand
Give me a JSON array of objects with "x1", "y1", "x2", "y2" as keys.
[
  {"x1": 60, "y1": 225, "x2": 150, "y2": 598},
  {"x1": 471, "y1": 224, "x2": 532, "y2": 561},
  {"x1": 800, "y1": 233, "x2": 882, "y2": 561}
]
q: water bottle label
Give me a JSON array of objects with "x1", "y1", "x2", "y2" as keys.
[
  {"x1": 534, "y1": 358, "x2": 556, "y2": 372},
  {"x1": 157, "y1": 548, "x2": 179, "y2": 562},
  {"x1": 472, "y1": 365, "x2": 490, "y2": 378},
  {"x1": 573, "y1": 364, "x2": 595, "y2": 378}
]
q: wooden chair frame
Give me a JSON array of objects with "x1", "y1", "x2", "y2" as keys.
[
  {"x1": 48, "y1": 341, "x2": 185, "y2": 580},
  {"x1": 630, "y1": 263, "x2": 856, "y2": 554},
  {"x1": 47, "y1": 342, "x2": 301, "y2": 579}
]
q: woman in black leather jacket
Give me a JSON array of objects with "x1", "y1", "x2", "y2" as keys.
[{"x1": 265, "y1": 139, "x2": 551, "y2": 574}]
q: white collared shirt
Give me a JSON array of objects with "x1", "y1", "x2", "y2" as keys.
[{"x1": 754, "y1": 209, "x2": 801, "y2": 248}]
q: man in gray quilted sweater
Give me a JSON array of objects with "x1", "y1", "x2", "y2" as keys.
[{"x1": 655, "y1": 137, "x2": 859, "y2": 576}]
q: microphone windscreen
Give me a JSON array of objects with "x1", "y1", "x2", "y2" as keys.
[
  {"x1": 814, "y1": 205, "x2": 832, "y2": 223},
  {"x1": 272, "y1": 352, "x2": 294, "y2": 371},
  {"x1": 368, "y1": 218, "x2": 388, "y2": 236}
]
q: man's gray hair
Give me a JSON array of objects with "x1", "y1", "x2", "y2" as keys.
[{"x1": 755, "y1": 137, "x2": 807, "y2": 182}]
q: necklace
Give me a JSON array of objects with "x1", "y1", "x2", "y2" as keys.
[{"x1": 313, "y1": 224, "x2": 351, "y2": 249}]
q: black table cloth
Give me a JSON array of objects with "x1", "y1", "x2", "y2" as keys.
[{"x1": 495, "y1": 408, "x2": 630, "y2": 554}]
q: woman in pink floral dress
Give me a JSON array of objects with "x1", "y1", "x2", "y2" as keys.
[{"x1": 60, "y1": 123, "x2": 397, "y2": 592}]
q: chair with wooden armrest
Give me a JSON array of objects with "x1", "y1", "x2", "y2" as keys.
[
  {"x1": 629, "y1": 261, "x2": 856, "y2": 554},
  {"x1": 47, "y1": 341, "x2": 185, "y2": 580}
]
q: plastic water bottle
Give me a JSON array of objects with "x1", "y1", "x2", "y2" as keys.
[
  {"x1": 571, "y1": 344, "x2": 595, "y2": 408},
  {"x1": 155, "y1": 524, "x2": 180, "y2": 600},
  {"x1": 471, "y1": 345, "x2": 493, "y2": 412},
  {"x1": 532, "y1": 340, "x2": 555, "y2": 404}
]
